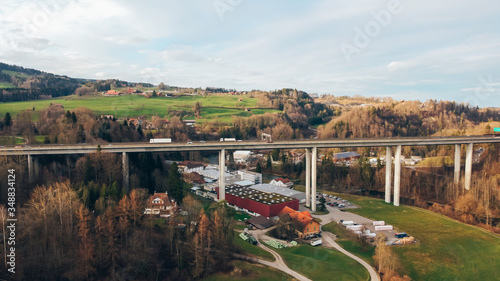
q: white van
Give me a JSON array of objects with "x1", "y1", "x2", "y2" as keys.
[{"x1": 310, "y1": 239, "x2": 322, "y2": 246}]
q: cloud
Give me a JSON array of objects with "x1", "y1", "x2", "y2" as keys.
[{"x1": 0, "y1": 0, "x2": 499, "y2": 107}]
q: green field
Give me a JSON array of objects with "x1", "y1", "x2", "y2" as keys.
[
  {"x1": 322, "y1": 222, "x2": 375, "y2": 265},
  {"x1": 1, "y1": 70, "x2": 31, "y2": 78},
  {"x1": 0, "y1": 94, "x2": 281, "y2": 123},
  {"x1": 322, "y1": 192, "x2": 500, "y2": 281},
  {"x1": 232, "y1": 232, "x2": 274, "y2": 261},
  {"x1": 272, "y1": 244, "x2": 370, "y2": 281},
  {"x1": 0, "y1": 82, "x2": 16, "y2": 88},
  {"x1": 203, "y1": 260, "x2": 294, "y2": 281}
]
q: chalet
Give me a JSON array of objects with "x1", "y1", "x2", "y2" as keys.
[
  {"x1": 103, "y1": 90, "x2": 122, "y2": 96},
  {"x1": 177, "y1": 161, "x2": 205, "y2": 174},
  {"x1": 279, "y1": 206, "x2": 321, "y2": 239},
  {"x1": 332, "y1": 152, "x2": 361, "y2": 163},
  {"x1": 270, "y1": 178, "x2": 293, "y2": 188},
  {"x1": 144, "y1": 192, "x2": 178, "y2": 217}
]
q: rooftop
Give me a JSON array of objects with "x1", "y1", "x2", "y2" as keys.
[
  {"x1": 226, "y1": 185, "x2": 296, "y2": 205},
  {"x1": 250, "y1": 183, "x2": 306, "y2": 201}
]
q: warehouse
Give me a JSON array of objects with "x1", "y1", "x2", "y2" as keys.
[
  {"x1": 250, "y1": 183, "x2": 306, "y2": 202},
  {"x1": 220, "y1": 184, "x2": 299, "y2": 217}
]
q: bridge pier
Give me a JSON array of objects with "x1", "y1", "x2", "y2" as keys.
[
  {"x1": 393, "y1": 145, "x2": 402, "y2": 206},
  {"x1": 305, "y1": 148, "x2": 311, "y2": 207},
  {"x1": 464, "y1": 143, "x2": 473, "y2": 190},
  {"x1": 122, "y1": 152, "x2": 129, "y2": 192},
  {"x1": 385, "y1": 146, "x2": 392, "y2": 203},
  {"x1": 219, "y1": 149, "x2": 226, "y2": 201},
  {"x1": 28, "y1": 155, "x2": 34, "y2": 183},
  {"x1": 454, "y1": 144, "x2": 461, "y2": 185},
  {"x1": 311, "y1": 147, "x2": 317, "y2": 212}
]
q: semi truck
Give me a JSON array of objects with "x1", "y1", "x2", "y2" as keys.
[
  {"x1": 220, "y1": 138, "x2": 236, "y2": 142},
  {"x1": 150, "y1": 138, "x2": 172, "y2": 143}
]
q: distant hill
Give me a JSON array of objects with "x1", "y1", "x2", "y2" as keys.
[{"x1": 0, "y1": 62, "x2": 84, "y2": 102}]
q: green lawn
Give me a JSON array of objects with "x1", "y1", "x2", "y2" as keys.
[
  {"x1": 2, "y1": 70, "x2": 31, "y2": 78},
  {"x1": 203, "y1": 260, "x2": 294, "y2": 281},
  {"x1": 322, "y1": 192, "x2": 500, "y2": 281},
  {"x1": 0, "y1": 82, "x2": 15, "y2": 88},
  {"x1": 232, "y1": 232, "x2": 275, "y2": 262},
  {"x1": 272, "y1": 244, "x2": 370, "y2": 281},
  {"x1": 322, "y1": 222, "x2": 375, "y2": 265},
  {"x1": 0, "y1": 94, "x2": 281, "y2": 124}
]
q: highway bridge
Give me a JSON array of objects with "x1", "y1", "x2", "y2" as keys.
[{"x1": 2, "y1": 135, "x2": 499, "y2": 210}]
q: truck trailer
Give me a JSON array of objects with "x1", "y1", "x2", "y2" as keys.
[{"x1": 150, "y1": 138, "x2": 172, "y2": 143}]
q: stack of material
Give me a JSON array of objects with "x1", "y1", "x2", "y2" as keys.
[
  {"x1": 373, "y1": 221, "x2": 385, "y2": 226},
  {"x1": 265, "y1": 240, "x2": 286, "y2": 249},
  {"x1": 400, "y1": 236, "x2": 415, "y2": 244}
]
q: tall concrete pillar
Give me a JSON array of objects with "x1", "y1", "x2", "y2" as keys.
[
  {"x1": 34, "y1": 156, "x2": 40, "y2": 180},
  {"x1": 464, "y1": 143, "x2": 473, "y2": 191},
  {"x1": 393, "y1": 145, "x2": 402, "y2": 206},
  {"x1": 219, "y1": 149, "x2": 226, "y2": 201},
  {"x1": 122, "y1": 152, "x2": 129, "y2": 192},
  {"x1": 305, "y1": 148, "x2": 311, "y2": 207},
  {"x1": 454, "y1": 144, "x2": 461, "y2": 185},
  {"x1": 28, "y1": 154, "x2": 33, "y2": 183},
  {"x1": 385, "y1": 146, "x2": 392, "y2": 203},
  {"x1": 311, "y1": 147, "x2": 317, "y2": 212}
]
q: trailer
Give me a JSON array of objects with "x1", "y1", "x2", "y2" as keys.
[
  {"x1": 342, "y1": 221, "x2": 355, "y2": 226},
  {"x1": 220, "y1": 138, "x2": 236, "y2": 142},
  {"x1": 373, "y1": 221, "x2": 385, "y2": 226},
  {"x1": 150, "y1": 138, "x2": 172, "y2": 143},
  {"x1": 375, "y1": 225, "x2": 394, "y2": 231}
]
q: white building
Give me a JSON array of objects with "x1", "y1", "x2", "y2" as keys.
[
  {"x1": 237, "y1": 170, "x2": 262, "y2": 184},
  {"x1": 233, "y1": 150, "x2": 252, "y2": 163},
  {"x1": 270, "y1": 178, "x2": 293, "y2": 188}
]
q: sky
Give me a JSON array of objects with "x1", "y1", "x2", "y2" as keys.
[{"x1": 1, "y1": 0, "x2": 500, "y2": 107}]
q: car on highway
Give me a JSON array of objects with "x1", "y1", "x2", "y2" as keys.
[{"x1": 187, "y1": 142, "x2": 193, "y2": 144}]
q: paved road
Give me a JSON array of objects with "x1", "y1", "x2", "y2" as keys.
[
  {"x1": 234, "y1": 244, "x2": 312, "y2": 281},
  {"x1": 321, "y1": 232, "x2": 380, "y2": 281},
  {"x1": 312, "y1": 205, "x2": 381, "y2": 281}
]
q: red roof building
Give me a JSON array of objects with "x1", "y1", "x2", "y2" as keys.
[
  {"x1": 104, "y1": 90, "x2": 122, "y2": 96},
  {"x1": 279, "y1": 207, "x2": 321, "y2": 239},
  {"x1": 220, "y1": 185, "x2": 299, "y2": 217}
]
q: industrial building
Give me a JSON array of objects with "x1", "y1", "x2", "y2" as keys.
[
  {"x1": 237, "y1": 170, "x2": 262, "y2": 184},
  {"x1": 250, "y1": 183, "x2": 306, "y2": 203},
  {"x1": 220, "y1": 184, "x2": 299, "y2": 217}
]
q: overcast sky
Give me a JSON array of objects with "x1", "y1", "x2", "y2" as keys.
[{"x1": 1, "y1": 0, "x2": 499, "y2": 107}]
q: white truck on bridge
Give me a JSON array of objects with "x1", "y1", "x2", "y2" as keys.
[
  {"x1": 150, "y1": 138, "x2": 172, "y2": 143},
  {"x1": 220, "y1": 138, "x2": 236, "y2": 142}
]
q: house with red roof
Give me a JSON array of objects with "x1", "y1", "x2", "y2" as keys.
[
  {"x1": 103, "y1": 90, "x2": 122, "y2": 96},
  {"x1": 270, "y1": 177, "x2": 294, "y2": 188},
  {"x1": 144, "y1": 192, "x2": 178, "y2": 218},
  {"x1": 278, "y1": 206, "x2": 321, "y2": 239}
]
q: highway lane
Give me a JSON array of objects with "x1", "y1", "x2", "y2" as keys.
[{"x1": 1, "y1": 135, "x2": 499, "y2": 155}]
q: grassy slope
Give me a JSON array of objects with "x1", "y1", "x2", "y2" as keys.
[
  {"x1": 203, "y1": 260, "x2": 294, "y2": 281},
  {"x1": 325, "y1": 192, "x2": 500, "y2": 281},
  {"x1": 0, "y1": 95, "x2": 280, "y2": 123},
  {"x1": 322, "y1": 222, "x2": 375, "y2": 265},
  {"x1": 272, "y1": 244, "x2": 370, "y2": 281},
  {"x1": 232, "y1": 232, "x2": 275, "y2": 262},
  {"x1": 0, "y1": 82, "x2": 15, "y2": 88}
]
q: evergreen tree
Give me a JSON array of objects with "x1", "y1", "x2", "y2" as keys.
[
  {"x1": 166, "y1": 162, "x2": 184, "y2": 203},
  {"x1": 4, "y1": 112, "x2": 12, "y2": 127},
  {"x1": 266, "y1": 155, "x2": 272, "y2": 169},
  {"x1": 256, "y1": 162, "x2": 262, "y2": 173},
  {"x1": 318, "y1": 196, "x2": 326, "y2": 212}
]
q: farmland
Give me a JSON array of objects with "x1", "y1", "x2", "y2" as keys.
[
  {"x1": 0, "y1": 94, "x2": 281, "y2": 123},
  {"x1": 322, "y1": 191, "x2": 500, "y2": 281}
]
